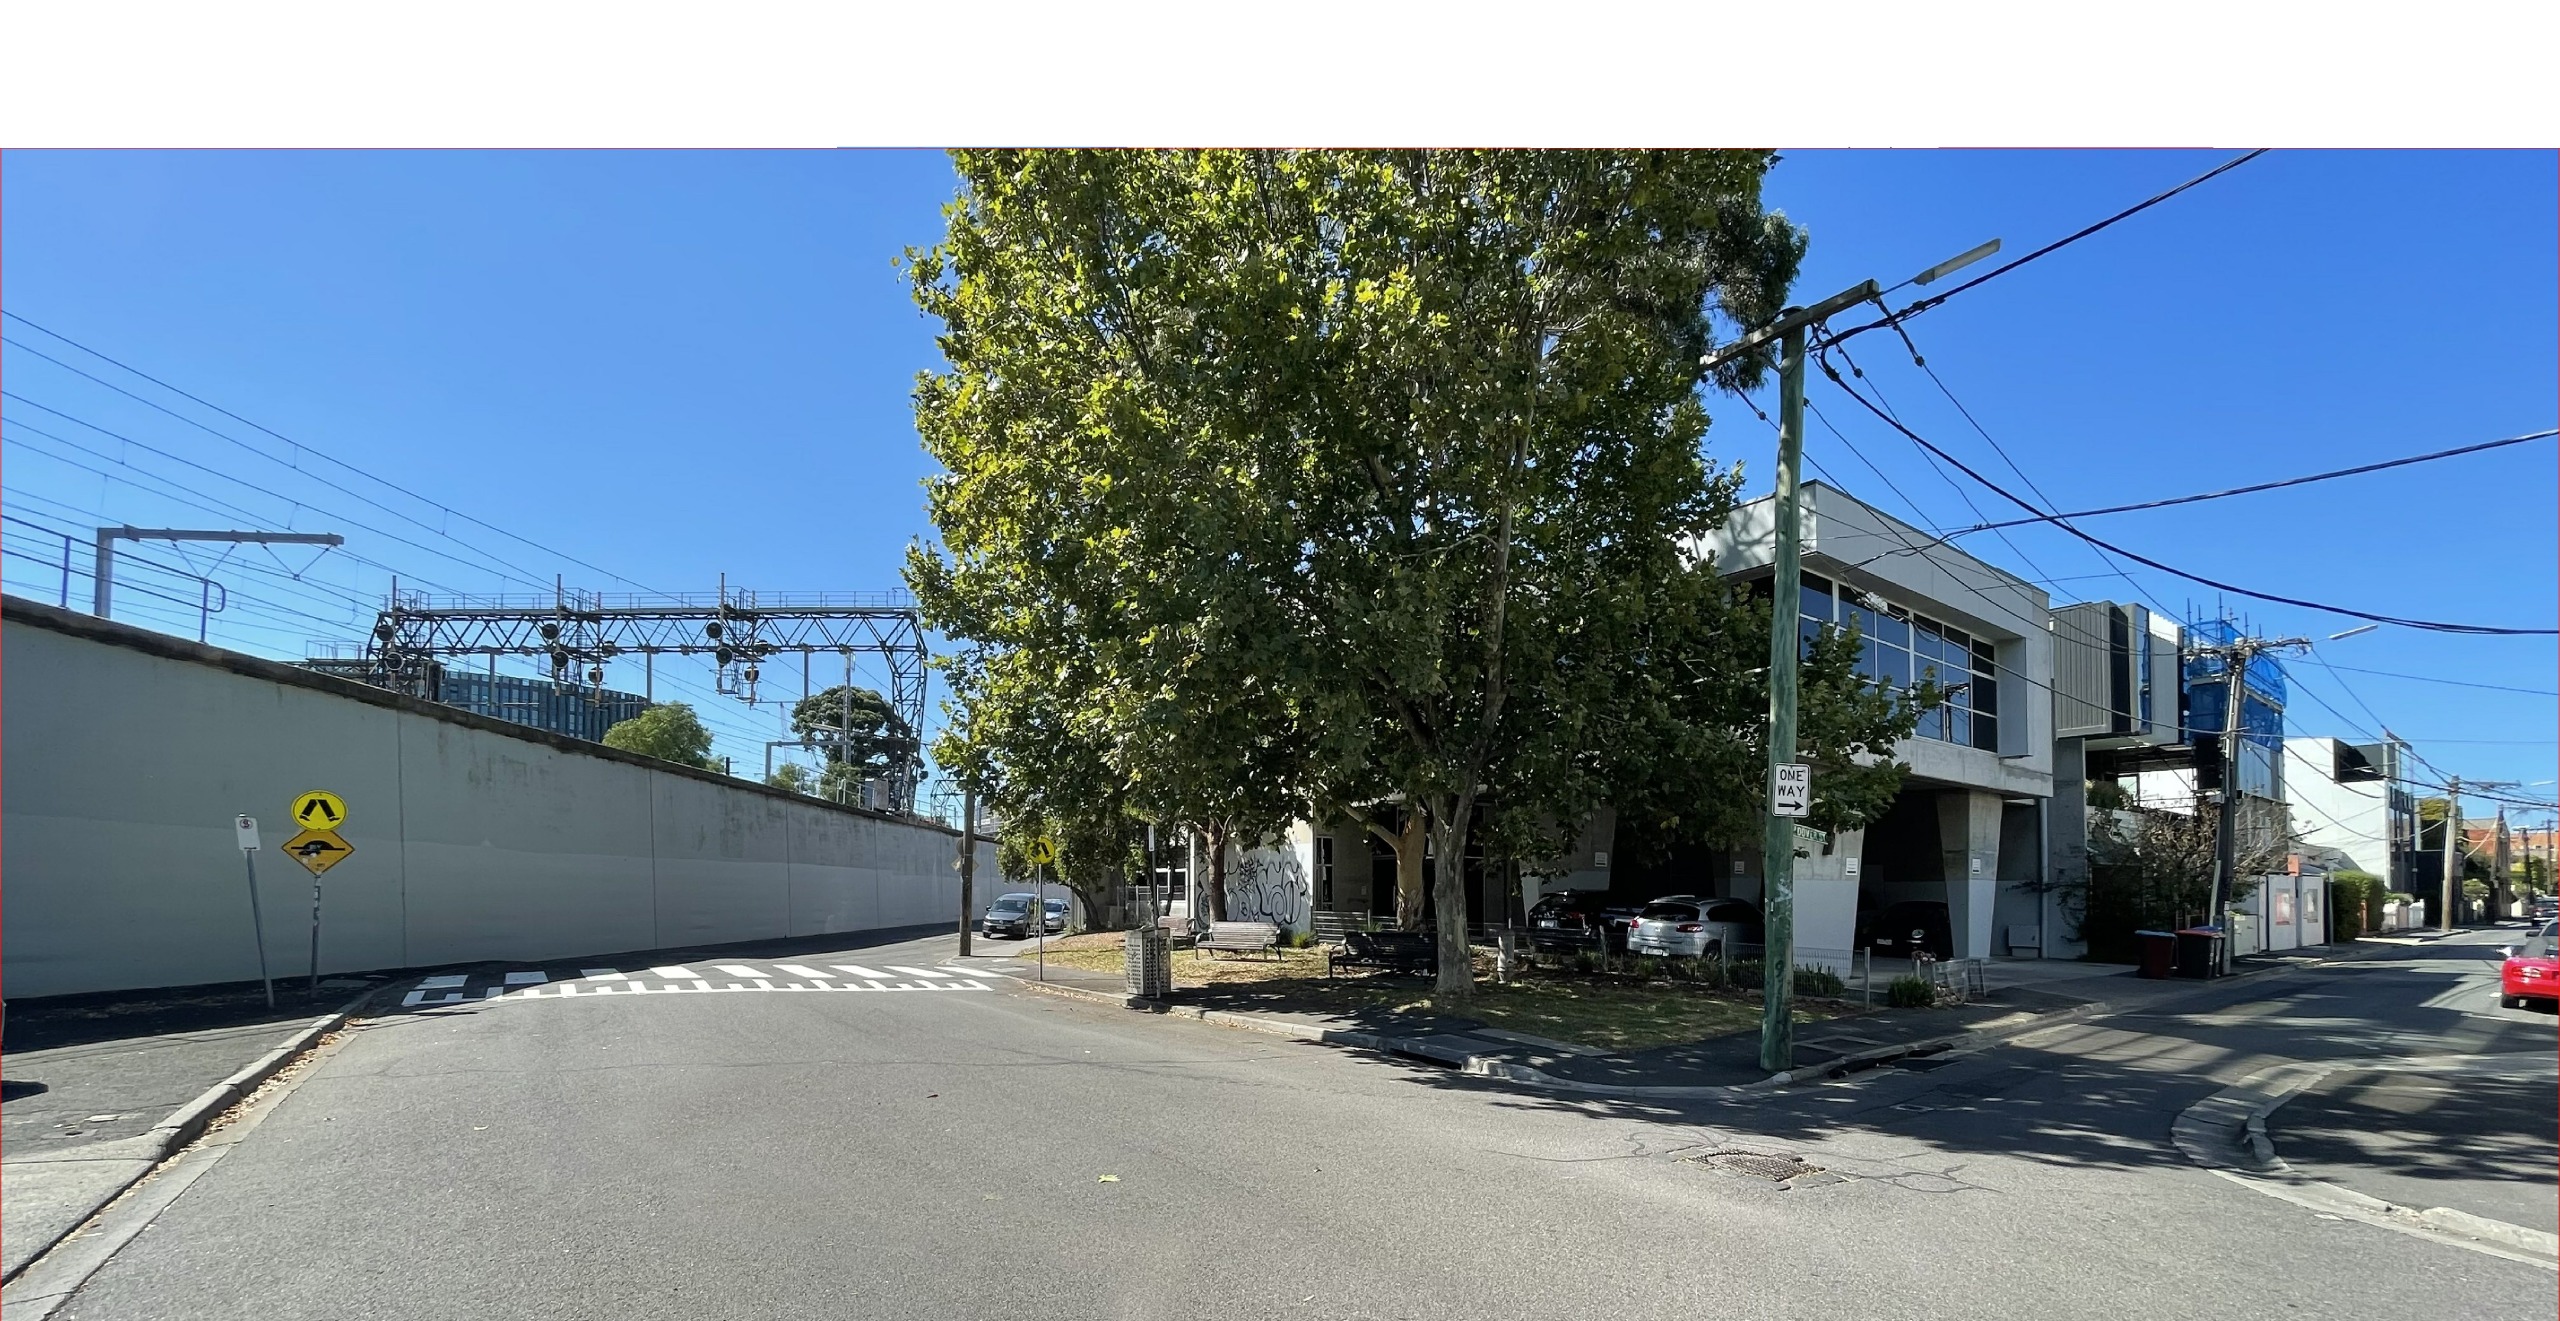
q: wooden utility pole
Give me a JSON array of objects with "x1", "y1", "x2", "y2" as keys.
[
  {"x1": 1701, "y1": 277, "x2": 1884, "y2": 1073},
  {"x1": 2440, "y1": 775, "x2": 2461, "y2": 931}
]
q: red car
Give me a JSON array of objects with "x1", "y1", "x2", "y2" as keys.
[{"x1": 2498, "y1": 922, "x2": 2558, "y2": 1010}]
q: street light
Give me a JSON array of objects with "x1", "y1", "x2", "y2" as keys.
[{"x1": 2327, "y1": 624, "x2": 2379, "y2": 641}]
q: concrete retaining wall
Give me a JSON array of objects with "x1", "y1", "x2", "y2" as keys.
[{"x1": 1, "y1": 597, "x2": 992, "y2": 1000}]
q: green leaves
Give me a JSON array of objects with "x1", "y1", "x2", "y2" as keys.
[
  {"x1": 601, "y1": 703, "x2": 718, "y2": 772},
  {"x1": 906, "y1": 150, "x2": 1840, "y2": 953}
]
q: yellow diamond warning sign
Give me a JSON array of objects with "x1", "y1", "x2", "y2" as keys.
[
  {"x1": 282, "y1": 828, "x2": 356, "y2": 877},
  {"x1": 291, "y1": 790, "x2": 348, "y2": 830}
]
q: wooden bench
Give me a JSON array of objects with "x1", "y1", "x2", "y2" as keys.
[
  {"x1": 1310, "y1": 912, "x2": 1367, "y2": 946},
  {"x1": 1327, "y1": 929, "x2": 1437, "y2": 978},
  {"x1": 1199, "y1": 920, "x2": 1281, "y2": 959}
]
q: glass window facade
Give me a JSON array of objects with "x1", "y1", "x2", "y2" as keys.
[{"x1": 1800, "y1": 573, "x2": 1999, "y2": 752}]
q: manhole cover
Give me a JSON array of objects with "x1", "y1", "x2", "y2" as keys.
[{"x1": 1691, "y1": 1150, "x2": 1824, "y2": 1181}]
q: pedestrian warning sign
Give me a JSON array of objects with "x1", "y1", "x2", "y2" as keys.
[
  {"x1": 281, "y1": 828, "x2": 355, "y2": 877},
  {"x1": 291, "y1": 790, "x2": 347, "y2": 830}
]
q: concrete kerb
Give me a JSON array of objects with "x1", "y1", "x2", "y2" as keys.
[
  {"x1": 0, "y1": 989, "x2": 373, "y2": 1289},
  {"x1": 2172, "y1": 1051, "x2": 2560, "y2": 1270},
  {"x1": 1020, "y1": 939, "x2": 2395, "y2": 1096}
]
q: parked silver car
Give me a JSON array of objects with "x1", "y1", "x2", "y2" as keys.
[{"x1": 1626, "y1": 897, "x2": 1763, "y2": 959}]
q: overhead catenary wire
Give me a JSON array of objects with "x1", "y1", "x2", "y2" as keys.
[{"x1": 1, "y1": 314, "x2": 665, "y2": 595}]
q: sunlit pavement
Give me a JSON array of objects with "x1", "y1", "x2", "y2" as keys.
[{"x1": 25, "y1": 932, "x2": 2556, "y2": 1321}]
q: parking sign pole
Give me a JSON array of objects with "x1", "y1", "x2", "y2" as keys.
[
  {"x1": 1036, "y1": 860, "x2": 1048, "y2": 984},
  {"x1": 240, "y1": 835, "x2": 276, "y2": 1009}
]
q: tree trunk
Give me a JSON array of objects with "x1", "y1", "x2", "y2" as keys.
[
  {"x1": 1201, "y1": 821, "x2": 1231, "y2": 922},
  {"x1": 1394, "y1": 808, "x2": 1428, "y2": 930},
  {"x1": 1429, "y1": 795, "x2": 1474, "y2": 1000}
]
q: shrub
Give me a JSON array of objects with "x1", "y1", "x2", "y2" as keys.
[
  {"x1": 2329, "y1": 871, "x2": 2378, "y2": 941},
  {"x1": 1691, "y1": 958, "x2": 1730, "y2": 991},
  {"x1": 1726, "y1": 958, "x2": 1767, "y2": 992},
  {"x1": 1886, "y1": 975, "x2": 1935, "y2": 1008},
  {"x1": 1793, "y1": 966, "x2": 1846, "y2": 998},
  {"x1": 1633, "y1": 955, "x2": 1666, "y2": 981},
  {"x1": 1570, "y1": 949, "x2": 1600, "y2": 974},
  {"x1": 1284, "y1": 928, "x2": 1317, "y2": 950}
]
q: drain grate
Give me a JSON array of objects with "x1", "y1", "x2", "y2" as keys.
[{"x1": 1692, "y1": 1150, "x2": 1824, "y2": 1181}]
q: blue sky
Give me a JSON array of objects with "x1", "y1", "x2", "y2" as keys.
[{"x1": 3, "y1": 149, "x2": 2551, "y2": 818}]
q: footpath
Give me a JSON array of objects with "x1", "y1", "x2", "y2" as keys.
[
  {"x1": 997, "y1": 937, "x2": 2417, "y2": 1098},
  {"x1": 1, "y1": 979, "x2": 380, "y2": 1282}
]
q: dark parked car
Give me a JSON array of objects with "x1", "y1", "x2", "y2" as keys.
[
  {"x1": 980, "y1": 892, "x2": 1040, "y2": 939},
  {"x1": 1527, "y1": 890, "x2": 1614, "y2": 952},
  {"x1": 1859, "y1": 900, "x2": 1954, "y2": 960}
]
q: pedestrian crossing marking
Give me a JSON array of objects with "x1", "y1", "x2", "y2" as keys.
[{"x1": 398, "y1": 960, "x2": 998, "y2": 1007}]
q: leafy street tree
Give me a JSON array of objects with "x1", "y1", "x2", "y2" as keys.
[
  {"x1": 765, "y1": 762, "x2": 816, "y2": 794},
  {"x1": 791, "y1": 685, "x2": 923, "y2": 798},
  {"x1": 908, "y1": 149, "x2": 1923, "y2": 999},
  {"x1": 602, "y1": 702, "x2": 717, "y2": 772}
]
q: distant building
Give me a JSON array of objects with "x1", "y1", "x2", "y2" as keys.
[
  {"x1": 303, "y1": 657, "x2": 649, "y2": 743},
  {"x1": 2285, "y1": 735, "x2": 2418, "y2": 893}
]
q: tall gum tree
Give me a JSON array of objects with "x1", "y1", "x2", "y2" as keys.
[{"x1": 908, "y1": 150, "x2": 1878, "y2": 999}]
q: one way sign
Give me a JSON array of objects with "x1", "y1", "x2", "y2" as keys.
[{"x1": 1770, "y1": 762, "x2": 1812, "y2": 818}]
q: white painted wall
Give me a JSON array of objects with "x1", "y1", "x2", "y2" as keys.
[
  {"x1": 2, "y1": 601, "x2": 994, "y2": 1000},
  {"x1": 2284, "y1": 737, "x2": 2393, "y2": 877}
]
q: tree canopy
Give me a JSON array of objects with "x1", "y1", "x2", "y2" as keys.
[
  {"x1": 602, "y1": 703, "x2": 717, "y2": 771},
  {"x1": 906, "y1": 149, "x2": 1926, "y2": 996}
]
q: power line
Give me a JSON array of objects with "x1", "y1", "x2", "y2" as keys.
[
  {"x1": 1, "y1": 314, "x2": 663, "y2": 594},
  {"x1": 1819, "y1": 374, "x2": 2558, "y2": 636},
  {"x1": 1821, "y1": 149, "x2": 2272, "y2": 352},
  {"x1": 1943, "y1": 428, "x2": 2558, "y2": 535},
  {"x1": 2316, "y1": 663, "x2": 2558, "y2": 698}
]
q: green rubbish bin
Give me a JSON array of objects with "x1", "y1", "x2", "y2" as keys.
[{"x1": 2136, "y1": 930, "x2": 2177, "y2": 979}]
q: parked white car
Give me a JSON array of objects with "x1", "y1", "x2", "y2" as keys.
[{"x1": 1626, "y1": 897, "x2": 1763, "y2": 959}]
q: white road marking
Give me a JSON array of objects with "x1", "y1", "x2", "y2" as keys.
[
  {"x1": 581, "y1": 969, "x2": 625, "y2": 980},
  {"x1": 714, "y1": 964, "x2": 767, "y2": 978},
  {"x1": 693, "y1": 980, "x2": 715, "y2": 992},
  {"x1": 888, "y1": 966, "x2": 953, "y2": 979},
  {"x1": 834, "y1": 965, "x2": 891, "y2": 979},
  {"x1": 776, "y1": 963, "x2": 833, "y2": 979},
  {"x1": 503, "y1": 971, "x2": 549, "y2": 985},
  {"x1": 938, "y1": 966, "x2": 997, "y2": 978},
  {"x1": 418, "y1": 975, "x2": 467, "y2": 989},
  {"x1": 651, "y1": 966, "x2": 700, "y2": 979}
]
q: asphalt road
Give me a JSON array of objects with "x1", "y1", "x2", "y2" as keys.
[{"x1": 37, "y1": 930, "x2": 2559, "y2": 1320}]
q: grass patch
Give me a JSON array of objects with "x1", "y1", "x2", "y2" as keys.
[
  {"x1": 1387, "y1": 979, "x2": 1836, "y2": 1053},
  {"x1": 1006, "y1": 934, "x2": 1840, "y2": 1052}
]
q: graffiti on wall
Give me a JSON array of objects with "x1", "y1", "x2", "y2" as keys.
[{"x1": 1228, "y1": 840, "x2": 1312, "y2": 931}]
